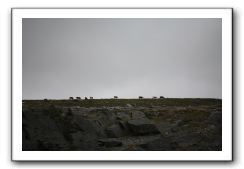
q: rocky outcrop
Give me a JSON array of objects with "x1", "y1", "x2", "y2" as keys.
[
  {"x1": 22, "y1": 99, "x2": 222, "y2": 151},
  {"x1": 105, "y1": 124, "x2": 125, "y2": 138},
  {"x1": 127, "y1": 118, "x2": 160, "y2": 135},
  {"x1": 22, "y1": 108, "x2": 70, "y2": 151}
]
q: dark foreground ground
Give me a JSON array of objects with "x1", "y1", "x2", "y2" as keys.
[{"x1": 22, "y1": 98, "x2": 222, "y2": 151}]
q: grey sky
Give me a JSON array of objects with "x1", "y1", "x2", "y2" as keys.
[{"x1": 23, "y1": 18, "x2": 222, "y2": 99}]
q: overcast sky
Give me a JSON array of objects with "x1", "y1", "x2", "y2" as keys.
[{"x1": 23, "y1": 18, "x2": 222, "y2": 99}]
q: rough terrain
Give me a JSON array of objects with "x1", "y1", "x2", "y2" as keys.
[{"x1": 22, "y1": 98, "x2": 222, "y2": 151}]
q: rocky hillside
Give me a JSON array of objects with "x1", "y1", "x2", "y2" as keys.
[{"x1": 22, "y1": 99, "x2": 222, "y2": 151}]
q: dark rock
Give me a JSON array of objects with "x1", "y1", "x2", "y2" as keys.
[
  {"x1": 116, "y1": 112, "x2": 131, "y2": 121},
  {"x1": 119, "y1": 121, "x2": 129, "y2": 130},
  {"x1": 22, "y1": 109, "x2": 69, "y2": 150},
  {"x1": 73, "y1": 118, "x2": 106, "y2": 137},
  {"x1": 131, "y1": 111, "x2": 146, "y2": 119},
  {"x1": 98, "y1": 139, "x2": 122, "y2": 147},
  {"x1": 127, "y1": 118, "x2": 160, "y2": 135},
  {"x1": 140, "y1": 137, "x2": 171, "y2": 151},
  {"x1": 105, "y1": 124, "x2": 124, "y2": 138},
  {"x1": 71, "y1": 131, "x2": 98, "y2": 150}
]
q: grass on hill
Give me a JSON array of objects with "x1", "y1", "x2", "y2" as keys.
[{"x1": 23, "y1": 98, "x2": 222, "y2": 109}]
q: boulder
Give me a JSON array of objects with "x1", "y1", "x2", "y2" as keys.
[
  {"x1": 131, "y1": 111, "x2": 146, "y2": 119},
  {"x1": 127, "y1": 118, "x2": 160, "y2": 135},
  {"x1": 116, "y1": 112, "x2": 131, "y2": 121},
  {"x1": 73, "y1": 118, "x2": 106, "y2": 137},
  {"x1": 105, "y1": 124, "x2": 124, "y2": 138}
]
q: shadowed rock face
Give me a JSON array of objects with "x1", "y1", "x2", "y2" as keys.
[
  {"x1": 127, "y1": 118, "x2": 161, "y2": 135},
  {"x1": 22, "y1": 99, "x2": 222, "y2": 151}
]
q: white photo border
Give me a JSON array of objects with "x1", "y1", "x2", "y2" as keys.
[{"x1": 11, "y1": 8, "x2": 233, "y2": 161}]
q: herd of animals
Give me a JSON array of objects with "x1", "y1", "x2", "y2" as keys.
[{"x1": 67, "y1": 96, "x2": 165, "y2": 100}]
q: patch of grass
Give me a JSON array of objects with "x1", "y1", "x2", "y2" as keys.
[
  {"x1": 180, "y1": 109, "x2": 211, "y2": 122},
  {"x1": 23, "y1": 98, "x2": 222, "y2": 108}
]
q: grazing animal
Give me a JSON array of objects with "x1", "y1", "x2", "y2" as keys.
[
  {"x1": 76, "y1": 97, "x2": 81, "y2": 100},
  {"x1": 85, "y1": 97, "x2": 88, "y2": 100},
  {"x1": 114, "y1": 96, "x2": 118, "y2": 99},
  {"x1": 160, "y1": 96, "x2": 165, "y2": 99},
  {"x1": 90, "y1": 97, "x2": 93, "y2": 99},
  {"x1": 139, "y1": 96, "x2": 143, "y2": 99},
  {"x1": 69, "y1": 97, "x2": 74, "y2": 100}
]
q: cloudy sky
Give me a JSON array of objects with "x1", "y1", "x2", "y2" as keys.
[{"x1": 22, "y1": 18, "x2": 222, "y2": 99}]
